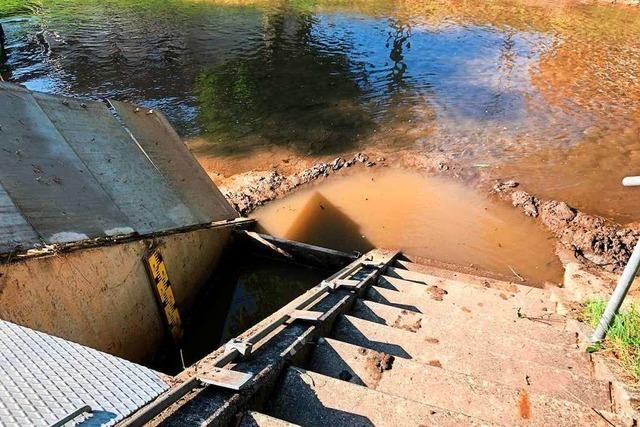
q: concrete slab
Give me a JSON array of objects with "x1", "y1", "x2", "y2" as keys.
[
  {"x1": 0, "y1": 84, "x2": 131, "y2": 244},
  {"x1": 377, "y1": 275, "x2": 556, "y2": 317},
  {"x1": 239, "y1": 411, "x2": 300, "y2": 427},
  {"x1": 309, "y1": 338, "x2": 626, "y2": 426},
  {"x1": 365, "y1": 286, "x2": 572, "y2": 339},
  {"x1": 388, "y1": 264, "x2": 549, "y2": 298},
  {"x1": 268, "y1": 367, "x2": 494, "y2": 426},
  {"x1": 332, "y1": 315, "x2": 606, "y2": 403},
  {"x1": 109, "y1": 100, "x2": 238, "y2": 223},
  {"x1": 350, "y1": 299, "x2": 591, "y2": 372},
  {"x1": 34, "y1": 91, "x2": 198, "y2": 233},
  {"x1": 0, "y1": 183, "x2": 41, "y2": 254}
]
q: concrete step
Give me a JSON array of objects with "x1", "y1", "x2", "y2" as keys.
[
  {"x1": 309, "y1": 338, "x2": 628, "y2": 426},
  {"x1": 378, "y1": 274, "x2": 557, "y2": 318},
  {"x1": 388, "y1": 264, "x2": 550, "y2": 299},
  {"x1": 365, "y1": 286, "x2": 578, "y2": 345},
  {"x1": 267, "y1": 367, "x2": 494, "y2": 426},
  {"x1": 351, "y1": 299, "x2": 591, "y2": 374},
  {"x1": 332, "y1": 315, "x2": 612, "y2": 410},
  {"x1": 240, "y1": 411, "x2": 300, "y2": 427}
]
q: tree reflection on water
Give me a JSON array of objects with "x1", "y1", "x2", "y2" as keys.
[{"x1": 195, "y1": 6, "x2": 375, "y2": 156}]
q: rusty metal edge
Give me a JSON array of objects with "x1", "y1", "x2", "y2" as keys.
[{"x1": 0, "y1": 217, "x2": 255, "y2": 264}]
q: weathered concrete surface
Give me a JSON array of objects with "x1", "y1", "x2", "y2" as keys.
[
  {"x1": 378, "y1": 272, "x2": 555, "y2": 316},
  {"x1": 268, "y1": 368, "x2": 491, "y2": 426},
  {"x1": 351, "y1": 299, "x2": 591, "y2": 376},
  {"x1": 333, "y1": 315, "x2": 601, "y2": 401},
  {"x1": 309, "y1": 338, "x2": 626, "y2": 426},
  {"x1": 130, "y1": 251, "x2": 638, "y2": 425},
  {"x1": 365, "y1": 285, "x2": 568, "y2": 338},
  {"x1": 146, "y1": 250, "x2": 397, "y2": 426},
  {"x1": 239, "y1": 411, "x2": 299, "y2": 427},
  {"x1": 394, "y1": 257, "x2": 537, "y2": 291},
  {"x1": 0, "y1": 226, "x2": 231, "y2": 362}
]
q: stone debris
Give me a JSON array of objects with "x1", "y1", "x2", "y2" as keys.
[
  {"x1": 511, "y1": 191, "x2": 539, "y2": 217},
  {"x1": 497, "y1": 185, "x2": 640, "y2": 273},
  {"x1": 427, "y1": 285, "x2": 448, "y2": 301},
  {"x1": 222, "y1": 152, "x2": 379, "y2": 215},
  {"x1": 493, "y1": 179, "x2": 519, "y2": 192}
]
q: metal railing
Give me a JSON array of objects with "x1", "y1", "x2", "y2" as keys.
[{"x1": 591, "y1": 176, "x2": 640, "y2": 342}]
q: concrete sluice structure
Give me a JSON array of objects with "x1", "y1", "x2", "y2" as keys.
[
  {"x1": 0, "y1": 82, "x2": 637, "y2": 426},
  {"x1": 119, "y1": 247, "x2": 637, "y2": 427},
  {"x1": 0, "y1": 82, "x2": 246, "y2": 364}
]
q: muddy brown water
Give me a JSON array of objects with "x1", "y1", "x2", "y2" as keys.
[
  {"x1": 2, "y1": 0, "x2": 640, "y2": 222},
  {"x1": 253, "y1": 169, "x2": 564, "y2": 285}
]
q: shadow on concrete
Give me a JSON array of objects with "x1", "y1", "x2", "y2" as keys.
[
  {"x1": 364, "y1": 287, "x2": 422, "y2": 313},
  {"x1": 266, "y1": 368, "x2": 375, "y2": 426},
  {"x1": 350, "y1": 301, "x2": 389, "y2": 326},
  {"x1": 305, "y1": 340, "x2": 367, "y2": 387},
  {"x1": 332, "y1": 316, "x2": 412, "y2": 360}
]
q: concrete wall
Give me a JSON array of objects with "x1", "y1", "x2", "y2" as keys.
[{"x1": 0, "y1": 226, "x2": 232, "y2": 363}]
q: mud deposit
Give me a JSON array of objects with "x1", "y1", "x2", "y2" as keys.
[{"x1": 253, "y1": 169, "x2": 564, "y2": 285}]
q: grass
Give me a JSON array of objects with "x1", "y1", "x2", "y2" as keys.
[
  {"x1": 0, "y1": 0, "x2": 41, "y2": 18},
  {"x1": 583, "y1": 298, "x2": 640, "y2": 381}
]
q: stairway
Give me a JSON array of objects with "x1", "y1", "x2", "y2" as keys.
[{"x1": 256, "y1": 258, "x2": 634, "y2": 426}]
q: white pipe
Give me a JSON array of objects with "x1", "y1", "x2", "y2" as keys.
[
  {"x1": 622, "y1": 176, "x2": 640, "y2": 187},
  {"x1": 590, "y1": 176, "x2": 640, "y2": 342},
  {"x1": 591, "y1": 239, "x2": 640, "y2": 342}
]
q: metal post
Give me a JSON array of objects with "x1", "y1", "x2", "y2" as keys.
[
  {"x1": 0, "y1": 23, "x2": 5, "y2": 63},
  {"x1": 590, "y1": 176, "x2": 640, "y2": 342}
]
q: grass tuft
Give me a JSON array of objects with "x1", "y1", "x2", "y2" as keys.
[{"x1": 583, "y1": 298, "x2": 640, "y2": 380}]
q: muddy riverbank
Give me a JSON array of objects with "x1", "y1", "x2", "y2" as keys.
[
  {"x1": 213, "y1": 149, "x2": 640, "y2": 278},
  {"x1": 3, "y1": 0, "x2": 640, "y2": 280}
]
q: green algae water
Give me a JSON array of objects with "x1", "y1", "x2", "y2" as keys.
[{"x1": 2, "y1": 0, "x2": 640, "y2": 221}]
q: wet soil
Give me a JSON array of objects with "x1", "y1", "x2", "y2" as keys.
[
  {"x1": 364, "y1": 350, "x2": 394, "y2": 389},
  {"x1": 493, "y1": 181, "x2": 640, "y2": 273},
  {"x1": 223, "y1": 148, "x2": 639, "y2": 283}
]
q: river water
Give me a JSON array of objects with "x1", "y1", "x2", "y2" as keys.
[
  {"x1": 2, "y1": 0, "x2": 640, "y2": 221},
  {"x1": 1, "y1": 0, "x2": 639, "y2": 280}
]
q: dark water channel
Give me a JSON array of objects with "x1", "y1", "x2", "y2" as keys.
[
  {"x1": 2, "y1": 0, "x2": 640, "y2": 221},
  {"x1": 154, "y1": 244, "x2": 331, "y2": 373}
]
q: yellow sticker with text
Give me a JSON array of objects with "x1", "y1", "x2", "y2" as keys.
[{"x1": 145, "y1": 248, "x2": 183, "y2": 343}]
